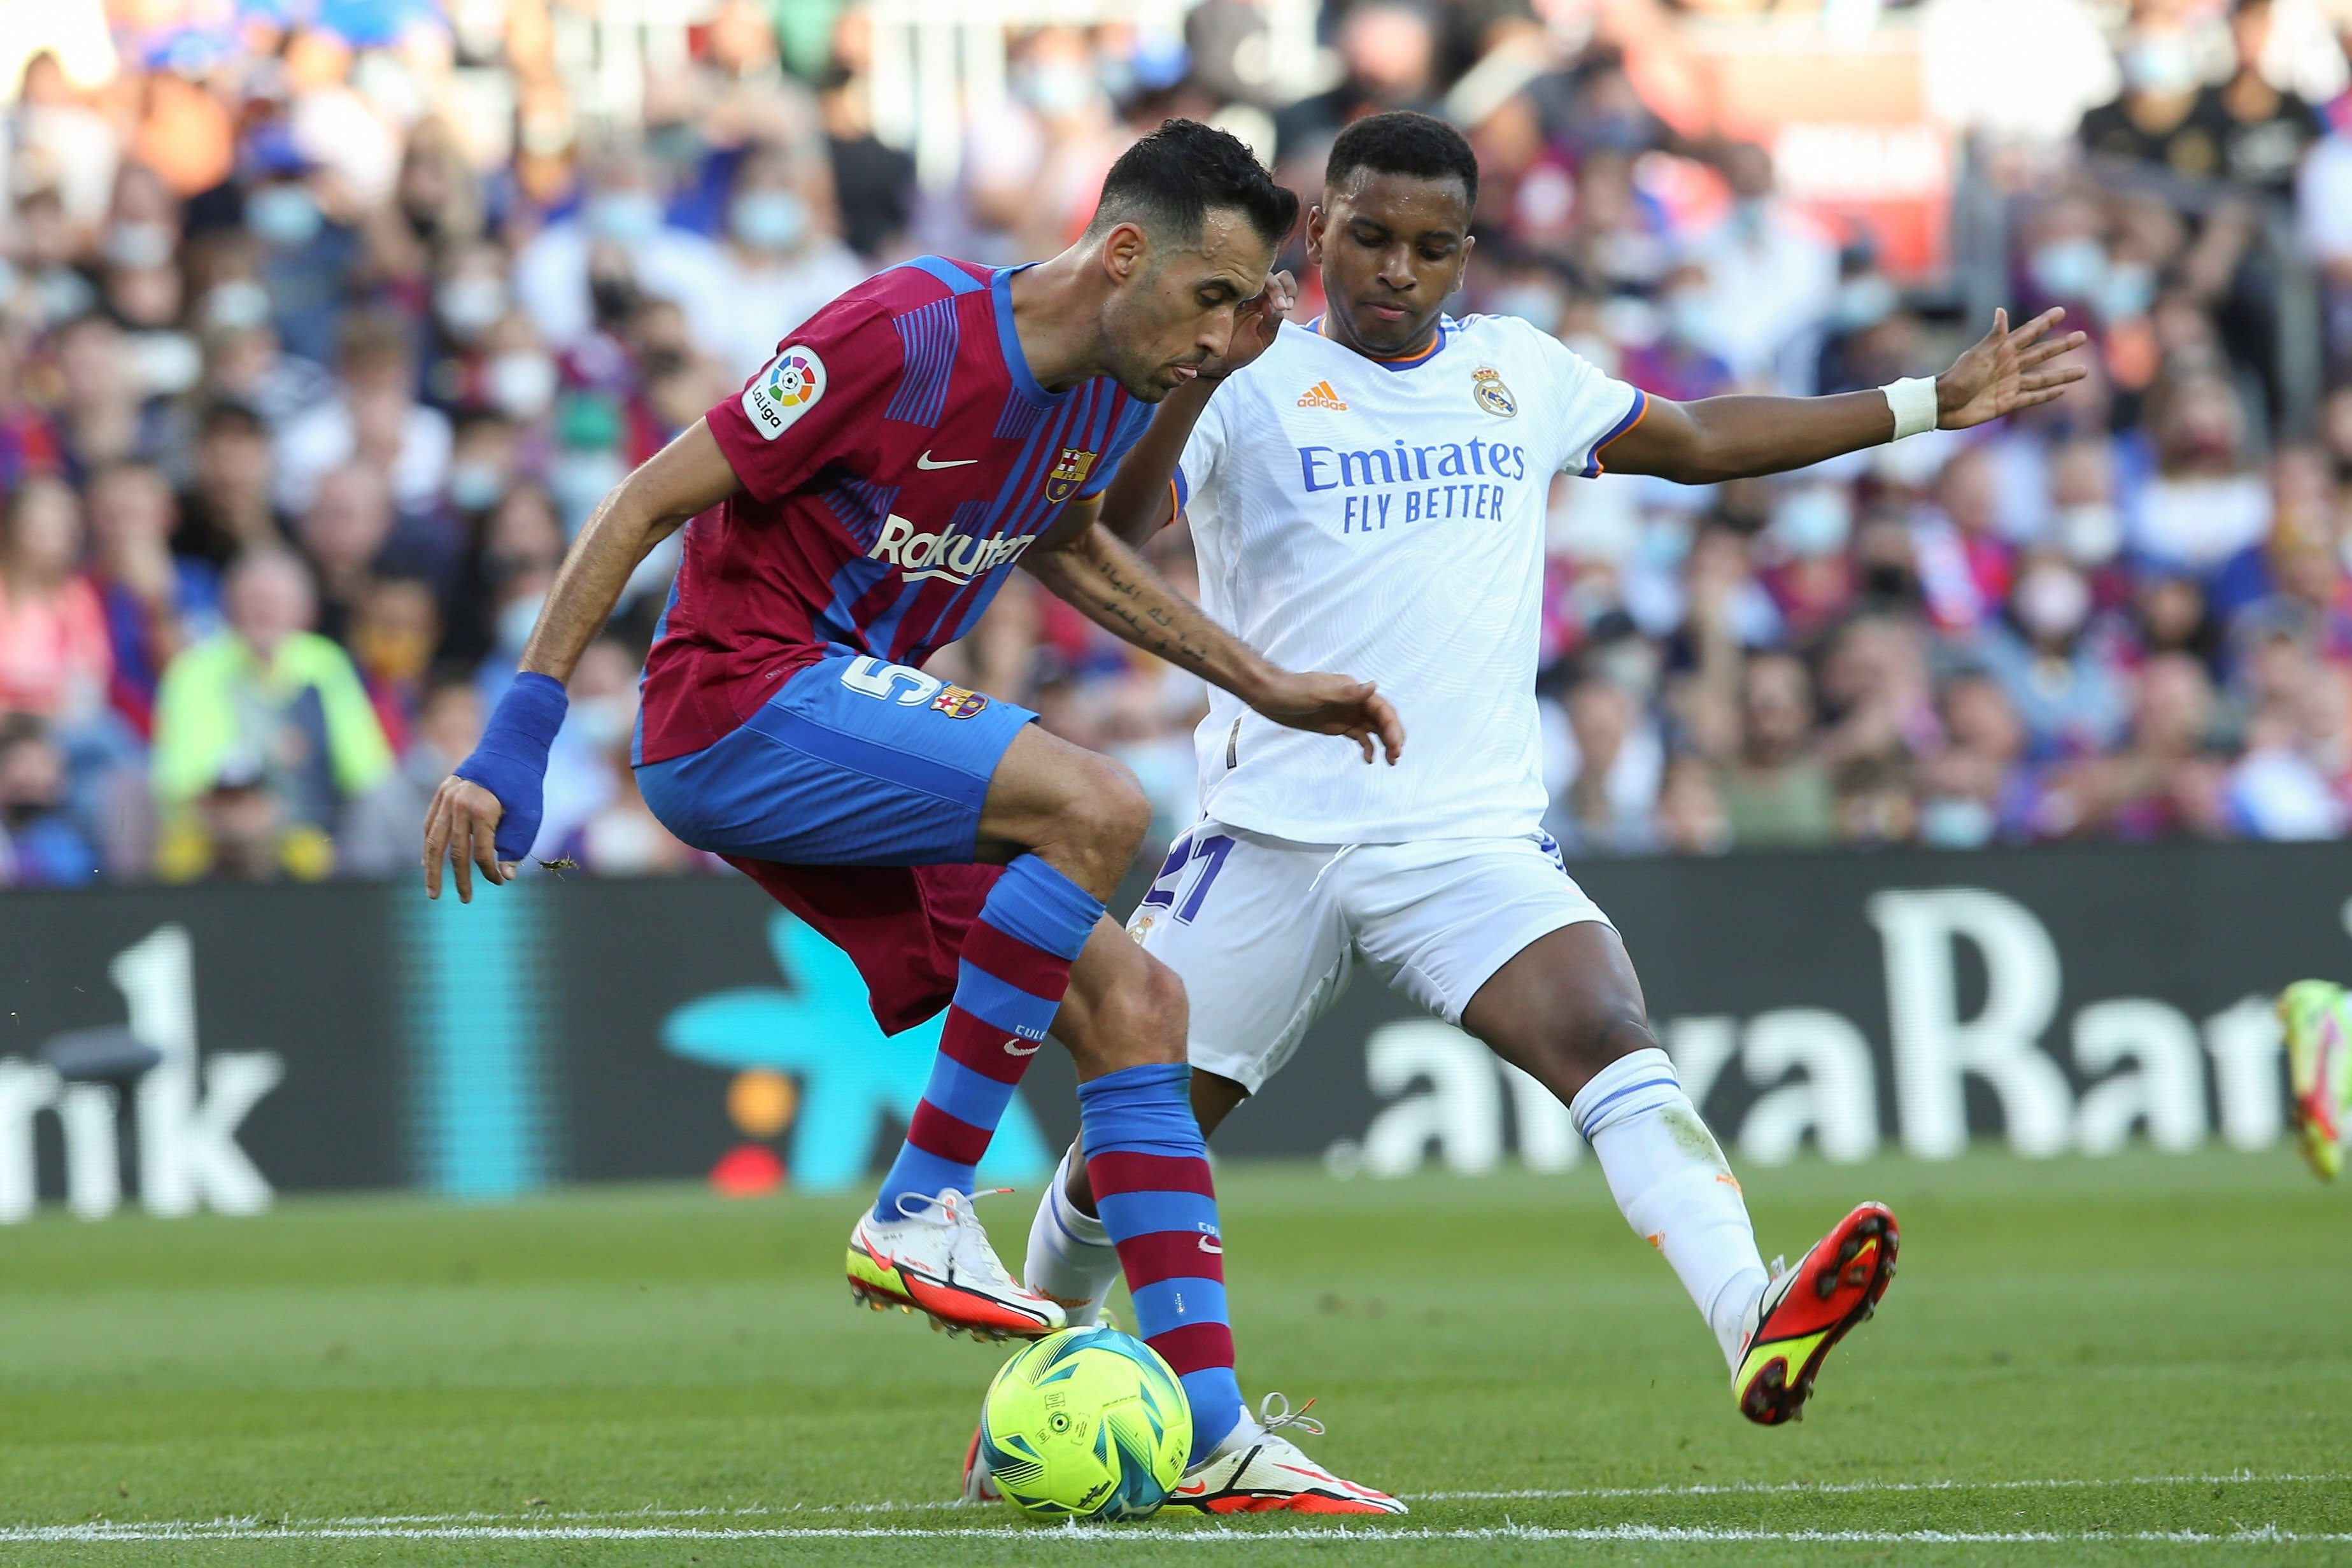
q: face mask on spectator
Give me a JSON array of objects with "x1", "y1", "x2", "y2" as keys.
[
  {"x1": 1832, "y1": 274, "x2": 1898, "y2": 332},
  {"x1": 2015, "y1": 565, "x2": 2090, "y2": 642},
  {"x1": 1489, "y1": 283, "x2": 1562, "y2": 334},
  {"x1": 1017, "y1": 63, "x2": 1098, "y2": 120},
  {"x1": 730, "y1": 190, "x2": 810, "y2": 253},
  {"x1": 128, "y1": 332, "x2": 204, "y2": 397},
  {"x1": 1771, "y1": 484, "x2": 1852, "y2": 558},
  {"x1": 448, "y1": 458, "x2": 507, "y2": 512},
  {"x1": 246, "y1": 183, "x2": 323, "y2": 248},
  {"x1": 437, "y1": 274, "x2": 509, "y2": 342},
  {"x1": 2123, "y1": 32, "x2": 2201, "y2": 95},
  {"x1": 2095, "y1": 262, "x2": 2155, "y2": 323},
  {"x1": 497, "y1": 591, "x2": 546, "y2": 653},
  {"x1": 104, "y1": 222, "x2": 176, "y2": 271},
  {"x1": 202, "y1": 279, "x2": 273, "y2": 332},
  {"x1": 2029, "y1": 237, "x2": 2106, "y2": 302},
  {"x1": 486, "y1": 351, "x2": 558, "y2": 421},
  {"x1": 2057, "y1": 502, "x2": 2122, "y2": 565},
  {"x1": 586, "y1": 190, "x2": 663, "y2": 246},
  {"x1": 1919, "y1": 795, "x2": 1995, "y2": 849},
  {"x1": 572, "y1": 693, "x2": 635, "y2": 752},
  {"x1": 551, "y1": 448, "x2": 629, "y2": 535},
  {"x1": 1665, "y1": 291, "x2": 1713, "y2": 350}
]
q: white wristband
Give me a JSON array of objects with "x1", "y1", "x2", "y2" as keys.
[{"x1": 1881, "y1": 377, "x2": 1939, "y2": 442}]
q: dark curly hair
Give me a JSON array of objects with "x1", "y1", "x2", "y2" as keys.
[{"x1": 1326, "y1": 111, "x2": 1479, "y2": 210}]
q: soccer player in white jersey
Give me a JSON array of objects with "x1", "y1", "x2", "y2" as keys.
[{"x1": 968, "y1": 113, "x2": 2086, "y2": 1508}]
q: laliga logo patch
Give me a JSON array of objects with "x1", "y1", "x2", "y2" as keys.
[
  {"x1": 930, "y1": 684, "x2": 990, "y2": 719},
  {"x1": 1042, "y1": 447, "x2": 1098, "y2": 504},
  {"x1": 1471, "y1": 365, "x2": 1517, "y2": 418},
  {"x1": 742, "y1": 346, "x2": 825, "y2": 440}
]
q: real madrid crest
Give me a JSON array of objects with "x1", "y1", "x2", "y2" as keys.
[
  {"x1": 1471, "y1": 365, "x2": 1517, "y2": 418},
  {"x1": 1043, "y1": 447, "x2": 1099, "y2": 503}
]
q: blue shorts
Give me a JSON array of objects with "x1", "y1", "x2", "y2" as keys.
[{"x1": 637, "y1": 653, "x2": 1037, "y2": 866}]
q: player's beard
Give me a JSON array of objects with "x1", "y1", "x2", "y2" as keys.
[{"x1": 1098, "y1": 292, "x2": 1190, "y2": 404}]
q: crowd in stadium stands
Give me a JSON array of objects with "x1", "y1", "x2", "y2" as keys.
[{"x1": 6, "y1": 0, "x2": 2352, "y2": 883}]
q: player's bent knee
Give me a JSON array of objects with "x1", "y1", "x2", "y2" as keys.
[
  {"x1": 1056, "y1": 756, "x2": 1151, "y2": 858},
  {"x1": 1068, "y1": 947, "x2": 1188, "y2": 1075}
]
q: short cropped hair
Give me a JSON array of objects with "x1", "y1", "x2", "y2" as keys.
[
  {"x1": 1326, "y1": 111, "x2": 1479, "y2": 211},
  {"x1": 1089, "y1": 119, "x2": 1299, "y2": 250}
]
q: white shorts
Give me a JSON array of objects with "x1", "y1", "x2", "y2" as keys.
[{"x1": 1125, "y1": 822, "x2": 1613, "y2": 1094}]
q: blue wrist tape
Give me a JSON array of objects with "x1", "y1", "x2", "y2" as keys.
[{"x1": 453, "y1": 671, "x2": 569, "y2": 863}]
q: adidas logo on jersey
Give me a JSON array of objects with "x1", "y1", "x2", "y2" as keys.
[
  {"x1": 870, "y1": 513, "x2": 1035, "y2": 586},
  {"x1": 1297, "y1": 381, "x2": 1349, "y2": 411}
]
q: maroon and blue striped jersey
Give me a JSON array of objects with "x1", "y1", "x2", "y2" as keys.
[{"x1": 639, "y1": 256, "x2": 1154, "y2": 765}]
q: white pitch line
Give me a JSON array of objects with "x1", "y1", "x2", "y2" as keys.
[
  {"x1": 18, "y1": 1471, "x2": 2342, "y2": 1541},
  {"x1": 1412, "y1": 1471, "x2": 2352, "y2": 1502},
  {"x1": 4, "y1": 1522, "x2": 2350, "y2": 1546}
]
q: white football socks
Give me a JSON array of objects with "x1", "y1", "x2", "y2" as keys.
[
  {"x1": 1022, "y1": 1145, "x2": 1120, "y2": 1324},
  {"x1": 1569, "y1": 1047, "x2": 1769, "y2": 1369}
]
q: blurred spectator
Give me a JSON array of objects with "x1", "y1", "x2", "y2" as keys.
[
  {"x1": 151, "y1": 550, "x2": 392, "y2": 880},
  {"x1": 1548, "y1": 675, "x2": 1662, "y2": 854},
  {"x1": 1983, "y1": 549, "x2": 2132, "y2": 758},
  {"x1": 512, "y1": 146, "x2": 732, "y2": 360},
  {"x1": 1719, "y1": 653, "x2": 1836, "y2": 849},
  {"x1": 339, "y1": 674, "x2": 480, "y2": 877},
  {"x1": 0, "y1": 476, "x2": 110, "y2": 721},
  {"x1": 0, "y1": 0, "x2": 2344, "y2": 886},
  {"x1": 712, "y1": 145, "x2": 868, "y2": 380},
  {"x1": 276, "y1": 313, "x2": 454, "y2": 520},
  {"x1": 0, "y1": 714, "x2": 98, "y2": 886},
  {"x1": 84, "y1": 460, "x2": 211, "y2": 736},
  {"x1": 1686, "y1": 145, "x2": 1839, "y2": 391}
]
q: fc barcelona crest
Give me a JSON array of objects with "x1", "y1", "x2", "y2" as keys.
[
  {"x1": 1042, "y1": 447, "x2": 1098, "y2": 503},
  {"x1": 931, "y1": 684, "x2": 990, "y2": 719}
]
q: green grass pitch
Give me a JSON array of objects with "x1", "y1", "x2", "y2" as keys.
[{"x1": 1, "y1": 1148, "x2": 2345, "y2": 1565}]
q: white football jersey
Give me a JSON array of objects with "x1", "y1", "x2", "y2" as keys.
[{"x1": 1177, "y1": 314, "x2": 1643, "y2": 843}]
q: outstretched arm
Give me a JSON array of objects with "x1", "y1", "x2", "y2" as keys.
[
  {"x1": 1604, "y1": 309, "x2": 2087, "y2": 485},
  {"x1": 423, "y1": 419, "x2": 742, "y2": 900},
  {"x1": 1024, "y1": 501, "x2": 1403, "y2": 764}
]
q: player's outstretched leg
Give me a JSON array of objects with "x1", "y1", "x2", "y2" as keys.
[
  {"x1": 1468, "y1": 922, "x2": 1896, "y2": 1425},
  {"x1": 970, "y1": 935, "x2": 1401, "y2": 1515},
  {"x1": 2278, "y1": 980, "x2": 2349, "y2": 1180},
  {"x1": 848, "y1": 727, "x2": 1151, "y2": 1340},
  {"x1": 847, "y1": 854, "x2": 1101, "y2": 1337},
  {"x1": 1731, "y1": 1201, "x2": 1897, "y2": 1425}
]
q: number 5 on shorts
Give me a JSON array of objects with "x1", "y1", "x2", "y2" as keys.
[{"x1": 1139, "y1": 832, "x2": 1234, "y2": 924}]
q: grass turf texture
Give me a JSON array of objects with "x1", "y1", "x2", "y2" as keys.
[{"x1": 0, "y1": 1148, "x2": 2344, "y2": 1565}]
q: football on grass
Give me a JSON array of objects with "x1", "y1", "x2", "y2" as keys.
[{"x1": 977, "y1": 1325, "x2": 1192, "y2": 1521}]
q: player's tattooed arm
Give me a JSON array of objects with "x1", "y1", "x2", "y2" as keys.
[
  {"x1": 1603, "y1": 308, "x2": 2086, "y2": 484},
  {"x1": 1024, "y1": 507, "x2": 1403, "y2": 764}
]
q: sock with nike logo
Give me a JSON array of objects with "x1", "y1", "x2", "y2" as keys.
[
  {"x1": 1077, "y1": 1062, "x2": 1244, "y2": 1464},
  {"x1": 874, "y1": 855, "x2": 1102, "y2": 1221}
]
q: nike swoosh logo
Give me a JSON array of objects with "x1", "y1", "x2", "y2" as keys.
[
  {"x1": 1003, "y1": 1040, "x2": 1042, "y2": 1057},
  {"x1": 916, "y1": 451, "x2": 977, "y2": 469},
  {"x1": 1198, "y1": 1235, "x2": 1222, "y2": 1254}
]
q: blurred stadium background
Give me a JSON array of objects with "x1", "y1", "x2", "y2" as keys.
[
  {"x1": 2, "y1": 0, "x2": 2350, "y2": 1555},
  {"x1": 0, "y1": 0, "x2": 2346, "y2": 1204}
]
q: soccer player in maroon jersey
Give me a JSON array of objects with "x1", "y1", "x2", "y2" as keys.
[{"x1": 422, "y1": 122, "x2": 1406, "y2": 1512}]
